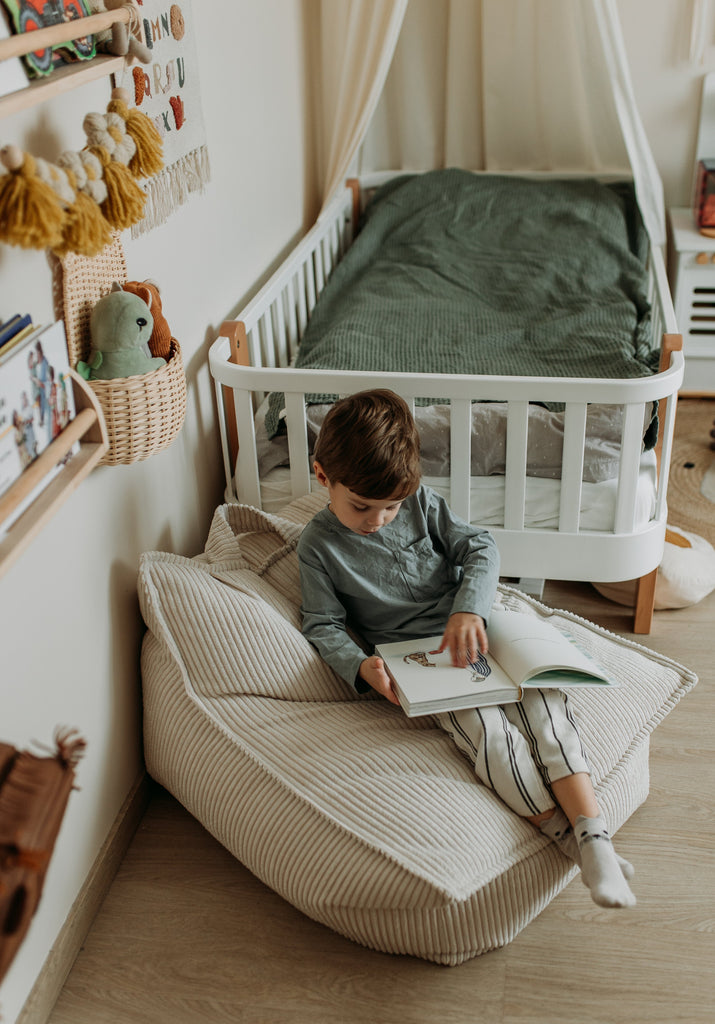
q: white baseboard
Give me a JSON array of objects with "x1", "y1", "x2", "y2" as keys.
[{"x1": 16, "y1": 771, "x2": 151, "y2": 1024}]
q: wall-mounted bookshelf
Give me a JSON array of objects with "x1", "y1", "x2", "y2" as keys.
[
  {"x1": 0, "y1": 11, "x2": 129, "y2": 574},
  {"x1": 0, "y1": 7, "x2": 133, "y2": 117},
  {"x1": 0, "y1": 371, "x2": 108, "y2": 579}
]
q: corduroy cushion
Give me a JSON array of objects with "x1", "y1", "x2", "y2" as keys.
[{"x1": 138, "y1": 497, "x2": 697, "y2": 964}]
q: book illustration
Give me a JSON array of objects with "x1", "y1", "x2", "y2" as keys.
[
  {"x1": 1, "y1": 1, "x2": 96, "y2": 79},
  {"x1": 404, "y1": 648, "x2": 492, "y2": 680},
  {"x1": 0, "y1": 322, "x2": 76, "y2": 503}
]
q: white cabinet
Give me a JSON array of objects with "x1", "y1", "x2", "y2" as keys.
[{"x1": 668, "y1": 207, "x2": 715, "y2": 393}]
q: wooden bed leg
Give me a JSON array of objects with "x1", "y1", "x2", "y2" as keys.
[
  {"x1": 631, "y1": 333, "x2": 683, "y2": 634},
  {"x1": 219, "y1": 320, "x2": 249, "y2": 468},
  {"x1": 633, "y1": 568, "x2": 657, "y2": 634}
]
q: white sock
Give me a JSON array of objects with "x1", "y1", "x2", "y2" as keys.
[
  {"x1": 575, "y1": 815, "x2": 636, "y2": 908},
  {"x1": 539, "y1": 809, "x2": 635, "y2": 879},
  {"x1": 539, "y1": 808, "x2": 580, "y2": 863}
]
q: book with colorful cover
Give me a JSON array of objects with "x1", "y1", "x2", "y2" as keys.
[
  {"x1": 0, "y1": 314, "x2": 32, "y2": 348},
  {"x1": 0, "y1": 320, "x2": 77, "y2": 504},
  {"x1": 376, "y1": 609, "x2": 616, "y2": 717},
  {"x1": 0, "y1": 1, "x2": 95, "y2": 79}
]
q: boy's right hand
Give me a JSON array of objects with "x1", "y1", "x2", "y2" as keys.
[{"x1": 359, "y1": 656, "x2": 400, "y2": 705}]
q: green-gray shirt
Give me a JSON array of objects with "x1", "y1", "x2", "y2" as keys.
[{"x1": 297, "y1": 484, "x2": 500, "y2": 689}]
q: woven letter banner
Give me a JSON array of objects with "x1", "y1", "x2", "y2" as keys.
[{"x1": 117, "y1": 0, "x2": 210, "y2": 235}]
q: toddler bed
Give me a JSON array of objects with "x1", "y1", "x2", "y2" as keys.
[{"x1": 208, "y1": 169, "x2": 684, "y2": 633}]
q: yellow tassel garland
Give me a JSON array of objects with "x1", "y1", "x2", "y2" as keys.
[
  {"x1": 89, "y1": 146, "x2": 146, "y2": 231},
  {"x1": 52, "y1": 168, "x2": 113, "y2": 258},
  {"x1": 109, "y1": 88, "x2": 164, "y2": 180},
  {"x1": 0, "y1": 146, "x2": 65, "y2": 251}
]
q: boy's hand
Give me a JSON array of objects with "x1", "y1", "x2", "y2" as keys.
[
  {"x1": 359, "y1": 656, "x2": 400, "y2": 705},
  {"x1": 435, "y1": 613, "x2": 488, "y2": 668}
]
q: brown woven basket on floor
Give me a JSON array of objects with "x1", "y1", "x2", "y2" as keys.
[{"x1": 57, "y1": 234, "x2": 187, "y2": 466}]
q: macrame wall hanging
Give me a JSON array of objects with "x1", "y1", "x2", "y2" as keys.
[
  {"x1": 116, "y1": 0, "x2": 211, "y2": 236},
  {"x1": 0, "y1": 86, "x2": 164, "y2": 257}
]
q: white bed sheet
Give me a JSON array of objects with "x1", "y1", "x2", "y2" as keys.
[{"x1": 255, "y1": 451, "x2": 658, "y2": 532}]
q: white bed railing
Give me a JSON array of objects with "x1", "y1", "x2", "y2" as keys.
[
  {"x1": 238, "y1": 191, "x2": 354, "y2": 377},
  {"x1": 209, "y1": 354, "x2": 682, "y2": 575}
]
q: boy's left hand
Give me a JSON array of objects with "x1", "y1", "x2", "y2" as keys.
[{"x1": 434, "y1": 613, "x2": 488, "y2": 668}]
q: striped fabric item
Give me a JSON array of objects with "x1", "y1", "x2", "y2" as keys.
[{"x1": 138, "y1": 499, "x2": 697, "y2": 964}]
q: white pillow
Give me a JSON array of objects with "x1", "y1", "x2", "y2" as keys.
[
  {"x1": 594, "y1": 525, "x2": 715, "y2": 609},
  {"x1": 138, "y1": 499, "x2": 363, "y2": 704}
]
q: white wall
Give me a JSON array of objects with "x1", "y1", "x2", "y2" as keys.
[
  {"x1": 619, "y1": 0, "x2": 710, "y2": 207},
  {"x1": 0, "y1": 2, "x2": 318, "y2": 1021},
  {"x1": 0, "y1": 1, "x2": 712, "y2": 1021}
]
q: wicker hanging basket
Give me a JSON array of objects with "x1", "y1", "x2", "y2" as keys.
[{"x1": 56, "y1": 234, "x2": 187, "y2": 466}]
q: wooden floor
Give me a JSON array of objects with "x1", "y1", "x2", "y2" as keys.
[{"x1": 46, "y1": 578, "x2": 715, "y2": 1024}]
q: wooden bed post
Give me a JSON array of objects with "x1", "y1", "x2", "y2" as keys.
[
  {"x1": 632, "y1": 332, "x2": 683, "y2": 634},
  {"x1": 345, "y1": 178, "x2": 361, "y2": 236},
  {"x1": 218, "y1": 320, "x2": 249, "y2": 468},
  {"x1": 654, "y1": 333, "x2": 683, "y2": 471}
]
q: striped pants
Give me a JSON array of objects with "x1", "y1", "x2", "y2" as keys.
[{"x1": 435, "y1": 688, "x2": 590, "y2": 818}]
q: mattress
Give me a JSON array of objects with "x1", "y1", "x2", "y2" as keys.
[{"x1": 256, "y1": 451, "x2": 658, "y2": 530}]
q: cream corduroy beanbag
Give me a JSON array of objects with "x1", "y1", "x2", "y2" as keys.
[{"x1": 138, "y1": 496, "x2": 697, "y2": 965}]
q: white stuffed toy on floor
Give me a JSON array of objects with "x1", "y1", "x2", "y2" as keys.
[{"x1": 594, "y1": 526, "x2": 715, "y2": 609}]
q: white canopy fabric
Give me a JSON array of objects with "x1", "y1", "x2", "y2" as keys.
[
  {"x1": 316, "y1": 0, "x2": 409, "y2": 211},
  {"x1": 317, "y1": 0, "x2": 665, "y2": 245}
]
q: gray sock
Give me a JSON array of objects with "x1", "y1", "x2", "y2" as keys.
[
  {"x1": 539, "y1": 808, "x2": 581, "y2": 864},
  {"x1": 539, "y1": 809, "x2": 635, "y2": 879},
  {"x1": 575, "y1": 815, "x2": 636, "y2": 908}
]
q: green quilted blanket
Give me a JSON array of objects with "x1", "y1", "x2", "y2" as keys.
[{"x1": 265, "y1": 169, "x2": 657, "y2": 440}]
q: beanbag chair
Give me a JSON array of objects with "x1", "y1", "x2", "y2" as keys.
[{"x1": 138, "y1": 495, "x2": 697, "y2": 964}]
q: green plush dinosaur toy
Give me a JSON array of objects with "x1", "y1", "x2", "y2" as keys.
[{"x1": 77, "y1": 283, "x2": 166, "y2": 381}]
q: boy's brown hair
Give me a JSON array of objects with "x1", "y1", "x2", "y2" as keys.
[{"x1": 313, "y1": 389, "x2": 421, "y2": 499}]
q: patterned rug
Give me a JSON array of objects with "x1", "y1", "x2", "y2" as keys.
[{"x1": 668, "y1": 397, "x2": 715, "y2": 547}]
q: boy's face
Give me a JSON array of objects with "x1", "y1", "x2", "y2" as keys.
[{"x1": 313, "y1": 462, "x2": 404, "y2": 536}]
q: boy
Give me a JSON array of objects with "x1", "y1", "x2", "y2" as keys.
[{"x1": 297, "y1": 389, "x2": 635, "y2": 908}]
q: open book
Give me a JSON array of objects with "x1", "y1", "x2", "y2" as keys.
[{"x1": 376, "y1": 609, "x2": 615, "y2": 717}]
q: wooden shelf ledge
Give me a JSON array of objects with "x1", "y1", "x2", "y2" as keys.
[
  {"x1": 0, "y1": 370, "x2": 108, "y2": 580},
  {"x1": 0, "y1": 9, "x2": 138, "y2": 117},
  {"x1": 0, "y1": 9, "x2": 131, "y2": 61},
  {"x1": 0, "y1": 54, "x2": 127, "y2": 118}
]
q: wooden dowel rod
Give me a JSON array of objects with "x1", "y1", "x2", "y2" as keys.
[
  {"x1": 0, "y1": 55, "x2": 125, "y2": 118},
  {"x1": 0, "y1": 408, "x2": 97, "y2": 524},
  {"x1": 0, "y1": 9, "x2": 131, "y2": 62}
]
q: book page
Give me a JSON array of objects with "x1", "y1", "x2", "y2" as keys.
[
  {"x1": 487, "y1": 610, "x2": 609, "y2": 687},
  {"x1": 376, "y1": 635, "x2": 520, "y2": 711}
]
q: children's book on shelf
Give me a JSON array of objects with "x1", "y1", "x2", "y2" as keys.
[
  {"x1": 0, "y1": 0, "x2": 96, "y2": 79},
  {"x1": 376, "y1": 609, "x2": 616, "y2": 717},
  {"x1": 0, "y1": 313, "x2": 32, "y2": 349},
  {"x1": 0, "y1": 320, "x2": 77, "y2": 505}
]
